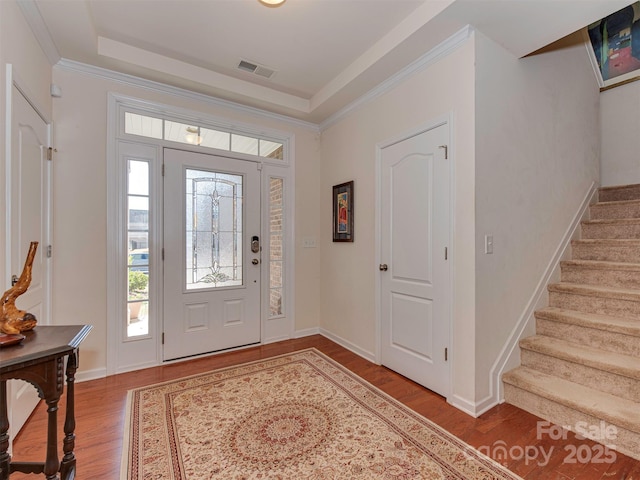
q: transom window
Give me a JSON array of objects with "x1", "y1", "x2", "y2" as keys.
[{"x1": 125, "y1": 112, "x2": 284, "y2": 160}]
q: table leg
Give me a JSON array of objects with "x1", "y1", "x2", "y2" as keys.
[
  {"x1": 44, "y1": 395, "x2": 60, "y2": 480},
  {"x1": 59, "y1": 351, "x2": 78, "y2": 480},
  {"x1": 0, "y1": 381, "x2": 10, "y2": 480}
]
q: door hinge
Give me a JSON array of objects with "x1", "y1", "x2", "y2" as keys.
[
  {"x1": 162, "y1": 332, "x2": 165, "y2": 345},
  {"x1": 162, "y1": 164, "x2": 165, "y2": 176},
  {"x1": 162, "y1": 248, "x2": 165, "y2": 261},
  {"x1": 445, "y1": 347, "x2": 448, "y2": 361},
  {"x1": 444, "y1": 247, "x2": 448, "y2": 260},
  {"x1": 439, "y1": 145, "x2": 448, "y2": 159},
  {"x1": 46, "y1": 147, "x2": 53, "y2": 161},
  {"x1": 47, "y1": 245, "x2": 52, "y2": 258}
]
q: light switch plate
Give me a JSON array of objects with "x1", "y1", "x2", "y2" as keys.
[{"x1": 485, "y1": 235, "x2": 493, "y2": 254}]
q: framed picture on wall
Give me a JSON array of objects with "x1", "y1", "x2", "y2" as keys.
[
  {"x1": 332, "y1": 181, "x2": 354, "y2": 242},
  {"x1": 585, "y1": 2, "x2": 640, "y2": 90}
]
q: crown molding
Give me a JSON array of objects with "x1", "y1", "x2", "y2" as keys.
[
  {"x1": 17, "y1": 0, "x2": 61, "y2": 65},
  {"x1": 319, "y1": 26, "x2": 473, "y2": 131},
  {"x1": 54, "y1": 25, "x2": 472, "y2": 134},
  {"x1": 55, "y1": 59, "x2": 321, "y2": 132}
]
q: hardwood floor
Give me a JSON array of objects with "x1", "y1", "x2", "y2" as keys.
[{"x1": 10, "y1": 335, "x2": 640, "y2": 479}]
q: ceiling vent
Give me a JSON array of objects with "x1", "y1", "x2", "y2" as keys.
[{"x1": 237, "y1": 59, "x2": 276, "y2": 79}]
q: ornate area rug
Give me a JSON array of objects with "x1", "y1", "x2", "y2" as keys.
[{"x1": 122, "y1": 349, "x2": 522, "y2": 479}]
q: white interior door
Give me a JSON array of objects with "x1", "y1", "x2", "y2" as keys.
[
  {"x1": 379, "y1": 123, "x2": 450, "y2": 397},
  {"x1": 163, "y1": 149, "x2": 261, "y2": 360},
  {"x1": 7, "y1": 85, "x2": 51, "y2": 437}
]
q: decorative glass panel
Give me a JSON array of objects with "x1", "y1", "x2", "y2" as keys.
[
  {"x1": 127, "y1": 159, "x2": 150, "y2": 337},
  {"x1": 125, "y1": 112, "x2": 162, "y2": 139},
  {"x1": 269, "y1": 177, "x2": 284, "y2": 317},
  {"x1": 185, "y1": 168, "x2": 243, "y2": 290}
]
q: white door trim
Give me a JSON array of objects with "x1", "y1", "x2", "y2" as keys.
[
  {"x1": 106, "y1": 93, "x2": 295, "y2": 375},
  {"x1": 374, "y1": 113, "x2": 455, "y2": 397}
]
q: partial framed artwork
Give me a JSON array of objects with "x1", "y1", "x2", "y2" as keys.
[
  {"x1": 332, "y1": 181, "x2": 354, "y2": 242},
  {"x1": 585, "y1": 2, "x2": 640, "y2": 90}
]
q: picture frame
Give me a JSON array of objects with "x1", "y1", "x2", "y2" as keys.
[
  {"x1": 332, "y1": 181, "x2": 354, "y2": 242},
  {"x1": 585, "y1": 2, "x2": 640, "y2": 90}
]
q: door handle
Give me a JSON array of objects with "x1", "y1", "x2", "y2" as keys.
[
  {"x1": 379, "y1": 264, "x2": 388, "y2": 271},
  {"x1": 11, "y1": 274, "x2": 19, "y2": 286}
]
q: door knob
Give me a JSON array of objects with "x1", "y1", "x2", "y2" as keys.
[
  {"x1": 252, "y1": 259, "x2": 259, "y2": 265},
  {"x1": 379, "y1": 264, "x2": 388, "y2": 271}
]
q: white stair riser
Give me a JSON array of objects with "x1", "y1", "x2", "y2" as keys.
[
  {"x1": 504, "y1": 384, "x2": 640, "y2": 461},
  {"x1": 561, "y1": 266, "x2": 640, "y2": 290},
  {"x1": 521, "y1": 349, "x2": 640, "y2": 403},
  {"x1": 549, "y1": 291, "x2": 640, "y2": 319},
  {"x1": 536, "y1": 317, "x2": 640, "y2": 358}
]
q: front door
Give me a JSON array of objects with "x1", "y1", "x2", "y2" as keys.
[
  {"x1": 163, "y1": 149, "x2": 261, "y2": 360},
  {"x1": 7, "y1": 85, "x2": 51, "y2": 437},
  {"x1": 379, "y1": 123, "x2": 451, "y2": 397}
]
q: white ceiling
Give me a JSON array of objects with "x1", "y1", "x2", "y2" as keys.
[{"x1": 22, "y1": 0, "x2": 634, "y2": 124}]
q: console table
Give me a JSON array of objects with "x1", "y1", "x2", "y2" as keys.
[{"x1": 0, "y1": 325, "x2": 91, "y2": 479}]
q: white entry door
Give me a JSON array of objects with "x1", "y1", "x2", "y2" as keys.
[
  {"x1": 7, "y1": 85, "x2": 51, "y2": 436},
  {"x1": 379, "y1": 123, "x2": 450, "y2": 397},
  {"x1": 163, "y1": 149, "x2": 261, "y2": 360}
]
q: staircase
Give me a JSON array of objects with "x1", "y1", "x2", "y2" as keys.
[{"x1": 503, "y1": 184, "x2": 640, "y2": 461}]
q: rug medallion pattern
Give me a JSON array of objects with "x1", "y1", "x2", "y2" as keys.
[{"x1": 123, "y1": 349, "x2": 523, "y2": 479}]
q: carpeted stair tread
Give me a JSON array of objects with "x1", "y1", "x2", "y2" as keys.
[
  {"x1": 599, "y1": 184, "x2": 640, "y2": 202},
  {"x1": 536, "y1": 307, "x2": 640, "y2": 338},
  {"x1": 591, "y1": 198, "x2": 640, "y2": 208},
  {"x1": 502, "y1": 367, "x2": 640, "y2": 434},
  {"x1": 590, "y1": 199, "x2": 640, "y2": 219},
  {"x1": 519, "y1": 335, "x2": 640, "y2": 380},
  {"x1": 560, "y1": 259, "x2": 640, "y2": 272},
  {"x1": 583, "y1": 218, "x2": 640, "y2": 226},
  {"x1": 581, "y1": 218, "x2": 640, "y2": 239},
  {"x1": 572, "y1": 238, "x2": 640, "y2": 246},
  {"x1": 548, "y1": 282, "x2": 640, "y2": 302}
]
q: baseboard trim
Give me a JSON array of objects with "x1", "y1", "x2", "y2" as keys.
[
  {"x1": 76, "y1": 367, "x2": 107, "y2": 383},
  {"x1": 448, "y1": 395, "x2": 478, "y2": 417},
  {"x1": 489, "y1": 181, "x2": 599, "y2": 404},
  {"x1": 318, "y1": 328, "x2": 377, "y2": 364},
  {"x1": 294, "y1": 327, "x2": 320, "y2": 338}
]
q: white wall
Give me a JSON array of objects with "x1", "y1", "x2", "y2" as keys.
[
  {"x1": 0, "y1": 0, "x2": 52, "y2": 299},
  {"x1": 319, "y1": 38, "x2": 477, "y2": 403},
  {"x1": 50, "y1": 66, "x2": 322, "y2": 373},
  {"x1": 600, "y1": 80, "x2": 640, "y2": 187},
  {"x1": 474, "y1": 31, "x2": 601, "y2": 403}
]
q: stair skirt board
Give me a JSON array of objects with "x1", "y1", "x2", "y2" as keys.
[{"x1": 503, "y1": 183, "x2": 640, "y2": 462}]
